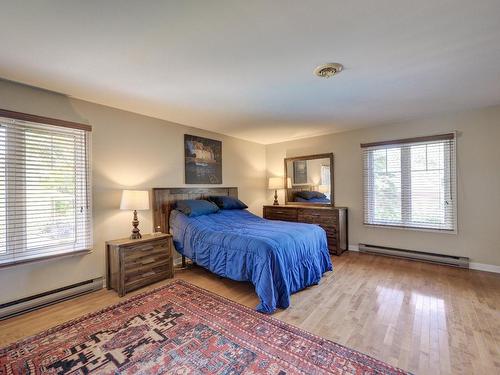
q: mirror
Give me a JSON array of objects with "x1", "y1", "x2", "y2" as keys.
[{"x1": 284, "y1": 153, "x2": 334, "y2": 206}]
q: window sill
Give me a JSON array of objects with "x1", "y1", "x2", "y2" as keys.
[
  {"x1": 0, "y1": 249, "x2": 92, "y2": 269},
  {"x1": 364, "y1": 223, "x2": 457, "y2": 235}
]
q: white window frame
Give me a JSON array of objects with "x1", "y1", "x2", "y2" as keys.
[
  {"x1": 0, "y1": 110, "x2": 92, "y2": 267},
  {"x1": 362, "y1": 133, "x2": 457, "y2": 233}
]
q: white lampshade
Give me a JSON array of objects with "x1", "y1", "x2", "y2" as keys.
[
  {"x1": 318, "y1": 184, "x2": 329, "y2": 193},
  {"x1": 120, "y1": 190, "x2": 150, "y2": 210},
  {"x1": 268, "y1": 177, "x2": 284, "y2": 189}
]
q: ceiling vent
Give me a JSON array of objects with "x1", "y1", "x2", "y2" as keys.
[{"x1": 314, "y1": 63, "x2": 343, "y2": 78}]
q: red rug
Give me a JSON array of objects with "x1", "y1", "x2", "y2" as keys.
[{"x1": 0, "y1": 280, "x2": 409, "y2": 374}]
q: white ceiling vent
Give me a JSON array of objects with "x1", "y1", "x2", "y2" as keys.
[{"x1": 314, "y1": 63, "x2": 343, "y2": 78}]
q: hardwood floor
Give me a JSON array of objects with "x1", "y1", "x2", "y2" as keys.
[{"x1": 1, "y1": 251, "x2": 499, "y2": 375}]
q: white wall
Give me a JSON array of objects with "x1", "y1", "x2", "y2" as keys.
[
  {"x1": 0, "y1": 79, "x2": 267, "y2": 303},
  {"x1": 266, "y1": 106, "x2": 500, "y2": 266}
]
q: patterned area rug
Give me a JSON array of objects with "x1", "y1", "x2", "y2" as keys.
[{"x1": 0, "y1": 280, "x2": 410, "y2": 374}]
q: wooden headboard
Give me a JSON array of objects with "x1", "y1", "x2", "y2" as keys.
[{"x1": 152, "y1": 187, "x2": 238, "y2": 233}]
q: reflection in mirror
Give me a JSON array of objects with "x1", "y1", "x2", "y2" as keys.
[{"x1": 284, "y1": 153, "x2": 334, "y2": 205}]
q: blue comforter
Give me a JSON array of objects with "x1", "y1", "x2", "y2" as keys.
[
  {"x1": 170, "y1": 209, "x2": 332, "y2": 313},
  {"x1": 294, "y1": 196, "x2": 331, "y2": 203}
]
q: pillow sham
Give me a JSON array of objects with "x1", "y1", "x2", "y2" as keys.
[
  {"x1": 295, "y1": 190, "x2": 327, "y2": 200},
  {"x1": 208, "y1": 195, "x2": 248, "y2": 210},
  {"x1": 176, "y1": 199, "x2": 219, "y2": 217}
]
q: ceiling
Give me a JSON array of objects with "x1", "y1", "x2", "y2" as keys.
[{"x1": 1, "y1": 1, "x2": 500, "y2": 144}]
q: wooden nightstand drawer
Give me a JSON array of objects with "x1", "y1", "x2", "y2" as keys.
[
  {"x1": 124, "y1": 255, "x2": 171, "y2": 277},
  {"x1": 124, "y1": 242, "x2": 169, "y2": 264},
  {"x1": 106, "y1": 234, "x2": 173, "y2": 297}
]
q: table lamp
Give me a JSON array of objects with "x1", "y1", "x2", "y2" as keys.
[
  {"x1": 268, "y1": 177, "x2": 284, "y2": 205},
  {"x1": 120, "y1": 190, "x2": 150, "y2": 239}
]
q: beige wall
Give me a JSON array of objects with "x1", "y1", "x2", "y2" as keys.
[
  {"x1": 0, "y1": 79, "x2": 266, "y2": 303},
  {"x1": 1, "y1": 77, "x2": 499, "y2": 304},
  {"x1": 266, "y1": 106, "x2": 500, "y2": 266}
]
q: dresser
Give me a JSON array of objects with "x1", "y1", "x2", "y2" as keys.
[
  {"x1": 263, "y1": 205, "x2": 348, "y2": 255},
  {"x1": 105, "y1": 234, "x2": 173, "y2": 297}
]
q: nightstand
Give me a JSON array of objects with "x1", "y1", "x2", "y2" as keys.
[{"x1": 105, "y1": 233, "x2": 173, "y2": 297}]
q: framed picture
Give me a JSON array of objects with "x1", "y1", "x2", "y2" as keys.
[
  {"x1": 184, "y1": 134, "x2": 222, "y2": 184},
  {"x1": 293, "y1": 160, "x2": 308, "y2": 184}
]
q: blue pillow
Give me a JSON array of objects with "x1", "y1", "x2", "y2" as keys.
[
  {"x1": 295, "y1": 190, "x2": 326, "y2": 200},
  {"x1": 208, "y1": 196, "x2": 248, "y2": 210},
  {"x1": 176, "y1": 199, "x2": 219, "y2": 217}
]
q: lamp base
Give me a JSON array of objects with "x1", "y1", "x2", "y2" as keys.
[
  {"x1": 273, "y1": 189, "x2": 279, "y2": 205},
  {"x1": 130, "y1": 232, "x2": 142, "y2": 240},
  {"x1": 130, "y1": 210, "x2": 142, "y2": 240}
]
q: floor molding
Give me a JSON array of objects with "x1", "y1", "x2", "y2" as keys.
[
  {"x1": 469, "y1": 262, "x2": 500, "y2": 274},
  {"x1": 348, "y1": 244, "x2": 359, "y2": 251}
]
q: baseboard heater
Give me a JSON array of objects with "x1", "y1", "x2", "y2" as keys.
[
  {"x1": 0, "y1": 277, "x2": 103, "y2": 320},
  {"x1": 358, "y1": 243, "x2": 469, "y2": 268}
]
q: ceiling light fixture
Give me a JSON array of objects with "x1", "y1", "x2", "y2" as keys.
[{"x1": 314, "y1": 63, "x2": 343, "y2": 78}]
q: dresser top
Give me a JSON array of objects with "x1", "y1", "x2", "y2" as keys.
[
  {"x1": 263, "y1": 205, "x2": 348, "y2": 210},
  {"x1": 105, "y1": 233, "x2": 171, "y2": 246}
]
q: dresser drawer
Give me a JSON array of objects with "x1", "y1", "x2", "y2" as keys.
[
  {"x1": 297, "y1": 209, "x2": 337, "y2": 225},
  {"x1": 262, "y1": 205, "x2": 348, "y2": 256},
  {"x1": 323, "y1": 224, "x2": 337, "y2": 239},
  {"x1": 264, "y1": 207, "x2": 298, "y2": 221}
]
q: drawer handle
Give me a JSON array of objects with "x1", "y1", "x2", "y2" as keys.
[{"x1": 141, "y1": 259, "x2": 156, "y2": 265}]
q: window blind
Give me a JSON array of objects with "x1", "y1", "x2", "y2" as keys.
[
  {"x1": 362, "y1": 133, "x2": 456, "y2": 232},
  {"x1": 0, "y1": 114, "x2": 92, "y2": 266}
]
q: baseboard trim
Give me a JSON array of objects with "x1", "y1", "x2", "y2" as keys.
[
  {"x1": 349, "y1": 244, "x2": 499, "y2": 274},
  {"x1": 469, "y1": 262, "x2": 500, "y2": 274}
]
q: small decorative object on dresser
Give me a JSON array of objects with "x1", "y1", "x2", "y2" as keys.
[
  {"x1": 105, "y1": 234, "x2": 173, "y2": 297},
  {"x1": 120, "y1": 190, "x2": 150, "y2": 239},
  {"x1": 263, "y1": 205, "x2": 348, "y2": 255},
  {"x1": 268, "y1": 177, "x2": 284, "y2": 205}
]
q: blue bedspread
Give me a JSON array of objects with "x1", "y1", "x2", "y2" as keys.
[{"x1": 170, "y1": 209, "x2": 332, "y2": 313}]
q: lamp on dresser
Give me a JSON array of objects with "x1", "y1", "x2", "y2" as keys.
[
  {"x1": 268, "y1": 177, "x2": 284, "y2": 205},
  {"x1": 120, "y1": 190, "x2": 150, "y2": 239}
]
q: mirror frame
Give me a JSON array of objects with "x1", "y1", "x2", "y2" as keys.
[{"x1": 284, "y1": 152, "x2": 334, "y2": 206}]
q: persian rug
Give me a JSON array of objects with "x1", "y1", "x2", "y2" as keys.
[{"x1": 0, "y1": 280, "x2": 410, "y2": 374}]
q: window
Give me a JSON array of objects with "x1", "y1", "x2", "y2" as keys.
[
  {"x1": 320, "y1": 165, "x2": 331, "y2": 199},
  {"x1": 362, "y1": 133, "x2": 456, "y2": 231},
  {"x1": 0, "y1": 111, "x2": 92, "y2": 266},
  {"x1": 320, "y1": 165, "x2": 330, "y2": 186}
]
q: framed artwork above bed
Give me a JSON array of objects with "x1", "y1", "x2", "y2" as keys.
[{"x1": 184, "y1": 134, "x2": 222, "y2": 184}]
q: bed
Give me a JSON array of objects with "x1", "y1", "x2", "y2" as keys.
[{"x1": 152, "y1": 187, "x2": 332, "y2": 313}]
